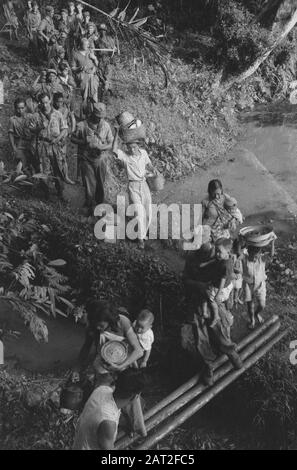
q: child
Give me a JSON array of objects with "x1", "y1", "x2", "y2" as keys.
[
  {"x1": 112, "y1": 127, "x2": 157, "y2": 249},
  {"x1": 224, "y1": 196, "x2": 244, "y2": 225},
  {"x1": 204, "y1": 238, "x2": 234, "y2": 328},
  {"x1": 242, "y1": 245, "x2": 270, "y2": 329},
  {"x1": 231, "y1": 238, "x2": 246, "y2": 308},
  {"x1": 133, "y1": 310, "x2": 155, "y2": 368}
]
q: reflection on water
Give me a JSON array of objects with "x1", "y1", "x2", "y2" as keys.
[{"x1": 240, "y1": 101, "x2": 297, "y2": 128}]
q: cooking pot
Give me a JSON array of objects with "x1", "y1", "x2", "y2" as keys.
[{"x1": 60, "y1": 384, "x2": 84, "y2": 410}]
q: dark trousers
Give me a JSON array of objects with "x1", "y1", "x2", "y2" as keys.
[
  {"x1": 80, "y1": 153, "x2": 108, "y2": 211},
  {"x1": 184, "y1": 281, "x2": 235, "y2": 369}
]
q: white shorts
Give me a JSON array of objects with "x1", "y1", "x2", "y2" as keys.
[
  {"x1": 233, "y1": 276, "x2": 243, "y2": 290},
  {"x1": 243, "y1": 281, "x2": 266, "y2": 305},
  {"x1": 207, "y1": 283, "x2": 234, "y2": 303}
]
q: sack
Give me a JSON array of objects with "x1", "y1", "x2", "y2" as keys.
[{"x1": 120, "y1": 124, "x2": 146, "y2": 143}]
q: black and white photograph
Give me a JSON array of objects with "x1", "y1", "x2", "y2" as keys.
[{"x1": 0, "y1": 0, "x2": 297, "y2": 454}]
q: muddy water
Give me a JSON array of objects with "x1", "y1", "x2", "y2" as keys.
[
  {"x1": 158, "y1": 102, "x2": 297, "y2": 235},
  {"x1": 240, "y1": 102, "x2": 297, "y2": 205}
]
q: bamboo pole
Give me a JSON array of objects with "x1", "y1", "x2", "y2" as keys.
[
  {"x1": 116, "y1": 316, "x2": 279, "y2": 446},
  {"x1": 144, "y1": 315, "x2": 279, "y2": 421},
  {"x1": 117, "y1": 314, "x2": 279, "y2": 447},
  {"x1": 92, "y1": 48, "x2": 116, "y2": 52},
  {"x1": 135, "y1": 329, "x2": 288, "y2": 450},
  {"x1": 77, "y1": 0, "x2": 116, "y2": 22},
  {"x1": 116, "y1": 319, "x2": 280, "y2": 449}
]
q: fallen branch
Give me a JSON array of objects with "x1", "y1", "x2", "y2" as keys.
[
  {"x1": 76, "y1": 0, "x2": 169, "y2": 87},
  {"x1": 221, "y1": 5, "x2": 297, "y2": 91}
]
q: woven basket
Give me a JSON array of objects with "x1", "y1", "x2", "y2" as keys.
[
  {"x1": 101, "y1": 340, "x2": 128, "y2": 366},
  {"x1": 117, "y1": 111, "x2": 135, "y2": 128},
  {"x1": 120, "y1": 125, "x2": 146, "y2": 143},
  {"x1": 239, "y1": 225, "x2": 276, "y2": 247},
  {"x1": 147, "y1": 174, "x2": 165, "y2": 191}
]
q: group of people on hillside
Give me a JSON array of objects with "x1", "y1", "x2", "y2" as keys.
[
  {"x1": 4, "y1": 2, "x2": 275, "y2": 451},
  {"x1": 7, "y1": 2, "x2": 115, "y2": 103},
  {"x1": 8, "y1": 2, "x2": 158, "y2": 248}
]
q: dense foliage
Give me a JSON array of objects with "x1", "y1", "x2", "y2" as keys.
[{"x1": 0, "y1": 189, "x2": 184, "y2": 339}]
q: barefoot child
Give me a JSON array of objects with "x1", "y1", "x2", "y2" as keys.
[
  {"x1": 242, "y1": 245, "x2": 269, "y2": 329},
  {"x1": 231, "y1": 238, "x2": 246, "y2": 308},
  {"x1": 133, "y1": 310, "x2": 154, "y2": 368},
  {"x1": 204, "y1": 238, "x2": 234, "y2": 328}
]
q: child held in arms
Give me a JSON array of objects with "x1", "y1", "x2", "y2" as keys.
[
  {"x1": 203, "y1": 238, "x2": 234, "y2": 328},
  {"x1": 133, "y1": 310, "x2": 155, "y2": 368},
  {"x1": 224, "y1": 196, "x2": 244, "y2": 225}
]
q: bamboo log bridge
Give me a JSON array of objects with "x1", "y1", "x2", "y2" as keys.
[{"x1": 116, "y1": 315, "x2": 286, "y2": 450}]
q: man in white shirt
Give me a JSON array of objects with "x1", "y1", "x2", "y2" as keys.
[{"x1": 73, "y1": 369, "x2": 147, "y2": 450}]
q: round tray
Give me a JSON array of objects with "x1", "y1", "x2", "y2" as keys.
[
  {"x1": 101, "y1": 340, "x2": 128, "y2": 366},
  {"x1": 239, "y1": 225, "x2": 274, "y2": 243}
]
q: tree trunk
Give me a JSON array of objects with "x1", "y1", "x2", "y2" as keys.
[
  {"x1": 221, "y1": 3, "x2": 297, "y2": 91},
  {"x1": 257, "y1": 0, "x2": 283, "y2": 24}
]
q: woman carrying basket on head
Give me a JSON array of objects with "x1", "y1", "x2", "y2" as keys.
[{"x1": 112, "y1": 113, "x2": 157, "y2": 250}]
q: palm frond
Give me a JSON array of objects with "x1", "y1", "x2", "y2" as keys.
[
  {"x1": 1, "y1": 294, "x2": 48, "y2": 342},
  {"x1": 77, "y1": 0, "x2": 169, "y2": 87}
]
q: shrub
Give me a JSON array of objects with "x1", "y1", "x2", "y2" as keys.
[
  {"x1": 0, "y1": 203, "x2": 75, "y2": 342},
  {"x1": 0, "y1": 190, "x2": 184, "y2": 340}
]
